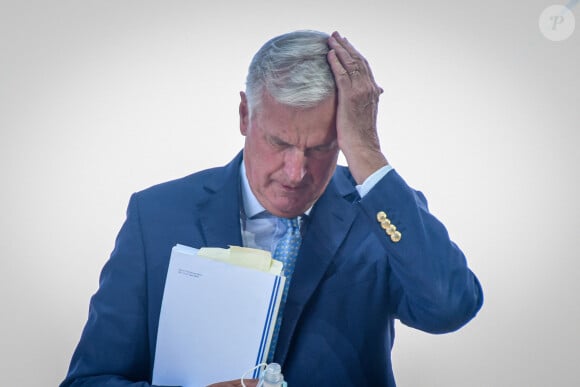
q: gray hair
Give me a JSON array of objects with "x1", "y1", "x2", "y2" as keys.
[{"x1": 245, "y1": 30, "x2": 336, "y2": 112}]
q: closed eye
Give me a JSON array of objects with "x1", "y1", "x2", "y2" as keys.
[
  {"x1": 306, "y1": 142, "x2": 338, "y2": 156},
  {"x1": 267, "y1": 135, "x2": 292, "y2": 149}
]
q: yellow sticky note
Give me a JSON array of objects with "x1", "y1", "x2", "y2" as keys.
[{"x1": 197, "y1": 246, "x2": 283, "y2": 275}]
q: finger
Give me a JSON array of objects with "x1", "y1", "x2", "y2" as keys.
[
  {"x1": 329, "y1": 32, "x2": 383, "y2": 92},
  {"x1": 328, "y1": 32, "x2": 366, "y2": 75},
  {"x1": 362, "y1": 56, "x2": 382, "y2": 93},
  {"x1": 333, "y1": 32, "x2": 362, "y2": 61},
  {"x1": 329, "y1": 31, "x2": 357, "y2": 59},
  {"x1": 327, "y1": 48, "x2": 351, "y2": 86},
  {"x1": 328, "y1": 38, "x2": 358, "y2": 76}
]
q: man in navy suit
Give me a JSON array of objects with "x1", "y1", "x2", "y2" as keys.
[{"x1": 61, "y1": 30, "x2": 483, "y2": 386}]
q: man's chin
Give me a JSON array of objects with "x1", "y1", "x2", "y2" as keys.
[
  {"x1": 269, "y1": 208, "x2": 306, "y2": 218},
  {"x1": 267, "y1": 201, "x2": 310, "y2": 218}
]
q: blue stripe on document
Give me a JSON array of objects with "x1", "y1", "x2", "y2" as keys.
[{"x1": 253, "y1": 275, "x2": 282, "y2": 378}]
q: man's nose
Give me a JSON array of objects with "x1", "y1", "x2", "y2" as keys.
[{"x1": 284, "y1": 150, "x2": 307, "y2": 184}]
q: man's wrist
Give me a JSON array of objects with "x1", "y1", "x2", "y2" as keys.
[
  {"x1": 343, "y1": 148, "x2": 388, "y2": 184},
  {"x1": 355, "y1": 164, "x2": 393, "y2": 198}
]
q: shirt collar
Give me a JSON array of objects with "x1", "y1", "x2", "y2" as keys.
[{"x1": 240, "y1": 160, "x2": 313, "y2": 219}]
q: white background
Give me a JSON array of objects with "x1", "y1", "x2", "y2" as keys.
[{"x1": 1, "y1": 1, "x2": 578, "y2": 386}]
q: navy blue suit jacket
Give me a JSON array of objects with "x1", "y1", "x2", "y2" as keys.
[{"x1": 62, "y1": 152, "x2": 482, "y2": 386}]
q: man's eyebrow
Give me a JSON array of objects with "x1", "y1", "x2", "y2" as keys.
[
  {"x1": 312, "y1": 140, "x2": 337, "y2": 148},
  {"x1": 267, "y1": 134, "x2": 337, "y2": 150},
  {"x1": 267, "y1": 134, "x2": 291, "y2": 146}
]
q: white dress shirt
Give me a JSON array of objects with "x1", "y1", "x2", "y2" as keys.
[{"x1": 239, "y1": 161, "x2": 393, "y2": 253}]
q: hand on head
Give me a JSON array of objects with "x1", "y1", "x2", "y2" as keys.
[{"x1": 327, "y1": 31, "x2": 388, "y2": 184}]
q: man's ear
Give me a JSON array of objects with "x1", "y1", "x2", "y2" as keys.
[{"x1": 239, "y1": 91, "x2": 249, "y2": 136}]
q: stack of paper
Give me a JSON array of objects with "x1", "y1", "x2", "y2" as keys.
[{"x1": 152, "y1": 244, "x2": 285, "y2": 387}]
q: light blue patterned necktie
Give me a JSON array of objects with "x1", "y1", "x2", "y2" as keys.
[{"x1": 267, "y1": 217, "x2": 301, "y2": 362}]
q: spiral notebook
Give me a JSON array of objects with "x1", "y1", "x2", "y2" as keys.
[{"x1": 152, "y1": 244, "x2": 285, "y2": 387}]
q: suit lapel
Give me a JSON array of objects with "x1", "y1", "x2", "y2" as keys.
[
  {"x1": 275, "y1": 167, "x2": 360, "y2": 365},
  {"x1": 196, "y1": 152, "x2": 244, "y2": 248},
  {"x1": 194, "y1": 158, "x2": 359, "y2": 364}
]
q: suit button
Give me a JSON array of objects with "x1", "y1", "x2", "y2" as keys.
[
  {"x1": 391, "y1": 231, "x2": 402, "y2": 242},
  {"x1": 385, "y1": 224, "x2": 397, "y2": 236},
  {"x1": 376, "y1": 211, "x2": 387, "y2": 222},
  {"x1": 380, "y1": 218, "x2": 392, "y2": 229}
]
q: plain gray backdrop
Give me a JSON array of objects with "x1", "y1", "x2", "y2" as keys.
[{"x1": 1, "y1": 1, "x2": 578, "y2": 386}]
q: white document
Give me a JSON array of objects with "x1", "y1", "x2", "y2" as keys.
[{"x1": 152, "y1": 244, "x2": 285, "y2": 387}]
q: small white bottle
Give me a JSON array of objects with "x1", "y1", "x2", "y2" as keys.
[{"x1": 258, "y1": 363, "x2": 287, "y2": 387}]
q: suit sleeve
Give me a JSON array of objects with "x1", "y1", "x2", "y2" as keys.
[
  {"x1": 60, "y1": 194, "x2": 178, "y2": 387},
  {"x1": 358, "y1": 169, "x2": 483, "y2": 333}
]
